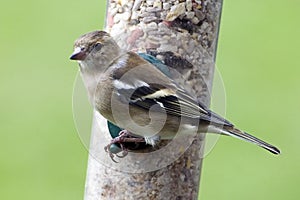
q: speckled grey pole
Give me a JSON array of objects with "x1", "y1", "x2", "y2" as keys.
[{"x1": 84, "y1": 0, "x2": 223, "y2": 199}]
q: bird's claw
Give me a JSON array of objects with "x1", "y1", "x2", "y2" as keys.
[
  {"x1": 104, "y1": 130, "x2": 145, "y2": 162},
  {"x1": 115, "y1": 143, "x2": 128, "y2": 158}
]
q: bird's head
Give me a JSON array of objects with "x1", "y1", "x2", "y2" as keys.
[{"x1": 70, "y1": 31, "x2": 121, "y2": 72}]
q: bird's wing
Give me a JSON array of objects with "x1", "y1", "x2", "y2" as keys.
[
  {"x1": 111, "y1": 52, "x2": 232, "y2": 126},
  {"x1": 115, "y1": 81, "x2": 231, "y2": 126}
]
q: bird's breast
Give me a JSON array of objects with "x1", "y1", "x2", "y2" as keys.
[{"x1": 94, "y1": 78, "x2": 115, "y2": 122}]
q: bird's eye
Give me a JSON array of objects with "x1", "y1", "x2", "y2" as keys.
[{"x1": 93, "y1": 43, "x2": 103, "y2": 51}]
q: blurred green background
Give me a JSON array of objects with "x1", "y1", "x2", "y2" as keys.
[{"x1": 0, "y1": 0, "x2": 299, "y2": 199}]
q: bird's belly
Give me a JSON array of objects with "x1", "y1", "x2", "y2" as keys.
[{"x1": 119, "y1": 113, "x2": 201, "y2": 139}]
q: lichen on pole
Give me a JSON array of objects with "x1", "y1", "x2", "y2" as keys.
[{"x1": 84, "y1": 0, "x2": 223, "y2": 199}]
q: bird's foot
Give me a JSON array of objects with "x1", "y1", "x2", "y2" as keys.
[{"x1": 104, "y1": 130, "x2": 145, "y2": 162}]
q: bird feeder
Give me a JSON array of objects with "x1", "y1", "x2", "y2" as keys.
[{"x1": 83, "y1": 0, "x2": 223, "y2": 199}]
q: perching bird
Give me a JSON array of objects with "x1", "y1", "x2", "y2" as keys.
[{"x1": 70, "y1": 30, "x2": 280, "y2": 160}]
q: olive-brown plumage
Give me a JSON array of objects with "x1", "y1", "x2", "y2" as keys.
[{"x1": 70, "y1": 30, "x2": 280, "y2": 155}]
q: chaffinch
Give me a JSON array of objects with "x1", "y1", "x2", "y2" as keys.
[{"x1": 70, "y1": 30, "x2": 280, "y2": 160}]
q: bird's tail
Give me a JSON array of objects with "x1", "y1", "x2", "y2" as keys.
[{"x1": 217, "y1": 126, "x2": 280, "y2": 155}]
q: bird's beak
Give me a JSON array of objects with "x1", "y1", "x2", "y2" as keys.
[{"x1": 70, "y1": 47, "x2": 87, "y2": 60}]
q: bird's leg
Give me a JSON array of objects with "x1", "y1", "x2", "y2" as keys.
[
  {"x1": 114, "y1": 130, "x2": 146, "y2": 143},
  {"x1": 118, "y1": 129, "x2": 131, "y2": 138},
  {"x1": 104, "y1": 130, "x2": 145, "y2": 162}
]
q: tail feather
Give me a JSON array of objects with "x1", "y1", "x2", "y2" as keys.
[{"x1": 219, "y1": 126, "x2": 280, "y2": 155}]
